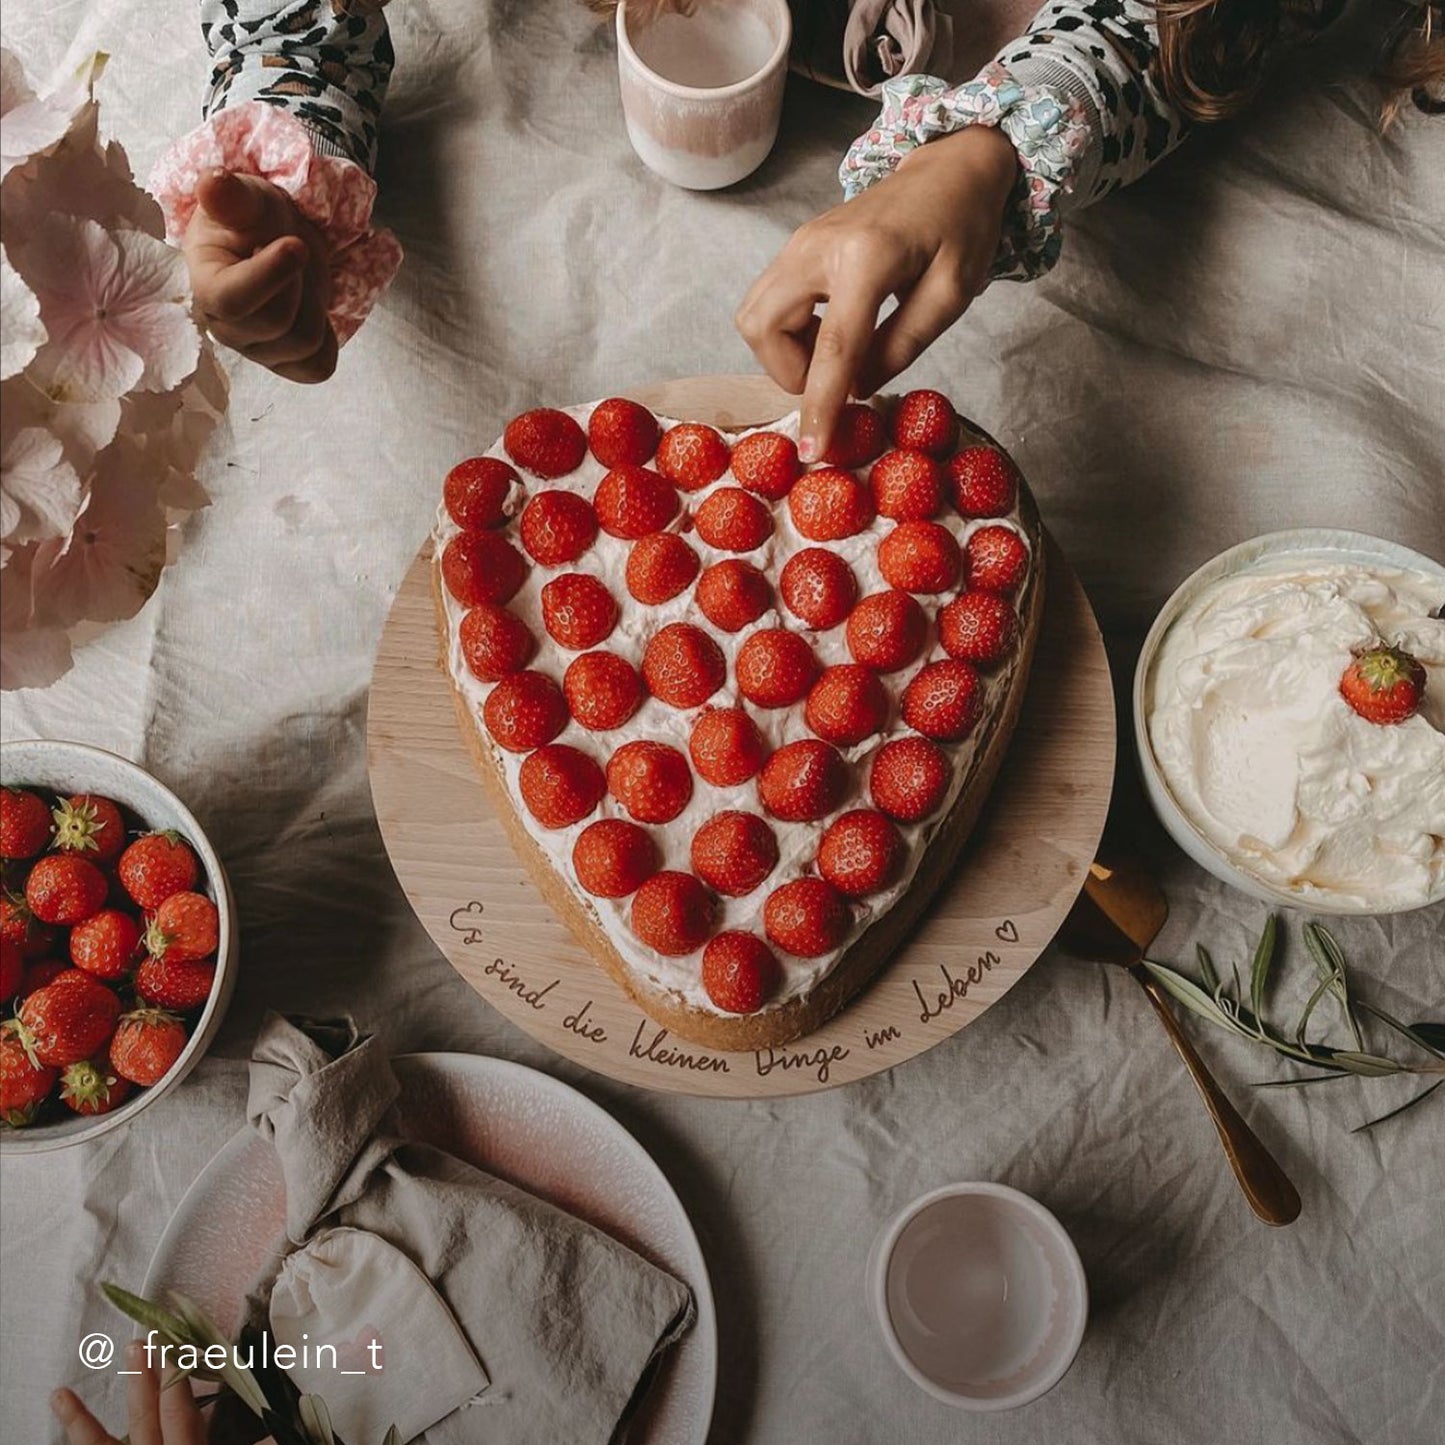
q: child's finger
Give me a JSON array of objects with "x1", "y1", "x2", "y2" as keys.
[
  {"x1": 123, "y1": 1344, "x2": 165, "y2": 1445},
  {"x1": 274, "y1": 322, "x2": 339, "y2": 384},
  {"x1": 242, "y1": 284, "x2": 333, "y2": 369},
  {"x1": 195, "y1": 169, "x2": 282, "y2": 237},
  {"x1": 194, "y1": 236, "x2": 308, "y2": 324},
  {"x1": 799, "y1": 281, "x2": 888, "y2": 462},
  {"x1": 49, "y1": 1389, "x2": 122, "y2": 1445},
  {"x1": 735, "y1": 269, "x2": 822, "y2": 396},
  {"x1": 156, "y1": 1365, "x2": 209, "y2": 1444},
  {"x1": 856, "y1": 264, "x2": 972, "y2": 398}
]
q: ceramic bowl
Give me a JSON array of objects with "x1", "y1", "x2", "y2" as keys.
[
  {"x1": 616, "y1": 0, "x2": 791, "y2": 190},
  {"x1": 0, "y1": 739, "x2": 237, "y2": 1154},
  {"x1": 1132, "y1": 529, "x2": 1445, "y2": 915},
  {"x1": 867, "y1": 1182, "x2": 1087, "y2": 1410}
]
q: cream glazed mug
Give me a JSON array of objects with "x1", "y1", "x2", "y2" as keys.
[{"x1": 616, "y1": 0, "x2": 793, "y2": 190}]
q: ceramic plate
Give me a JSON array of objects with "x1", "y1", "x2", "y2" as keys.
[{"x1": 143, "y1": 1052, "x2": 717, "y2": 1443}]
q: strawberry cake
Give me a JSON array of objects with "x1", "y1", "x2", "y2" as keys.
[{"x1": 432, "y1": 389, "x2": 1044, "y2": 1050}]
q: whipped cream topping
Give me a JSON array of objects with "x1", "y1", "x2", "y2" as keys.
[
  {"x1": 1146, "y1": 556, "x2": 1445, "y2": 910},
  {"x1": 436, "y1": 401, "x2": 1032, "y2": 1016}
]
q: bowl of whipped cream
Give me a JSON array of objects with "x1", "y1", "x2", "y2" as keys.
[{"x1": 1134, "y1": 530, "x2": 1445, "y2": 915}]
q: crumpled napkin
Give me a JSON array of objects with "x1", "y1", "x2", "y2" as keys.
[{"x1": 246, "y1": 1014, "x2": 694, "y2": 1445}]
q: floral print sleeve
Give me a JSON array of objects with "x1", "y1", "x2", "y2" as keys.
[
  {"x1": 200, "y1": 0, "x2": 394, "y2": 171},
  {"x1": 841, "y1": 0, "x2": 1188, "y2": 281}
]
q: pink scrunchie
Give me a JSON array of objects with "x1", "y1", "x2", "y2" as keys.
[{"x1": 149, "y1": 101, "x2": 403, "y2": 345}]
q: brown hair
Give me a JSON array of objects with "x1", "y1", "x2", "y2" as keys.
[{"x1": 1154, "y1": 0, "x2": 1445, "y2": 124}]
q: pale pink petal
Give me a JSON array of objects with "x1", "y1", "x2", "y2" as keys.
[
  {"x1": 0, "y1": 543, "x2": 73, "y2": 689},
  {"x1": 0, "y1": 426, "x2": 84, "y2": 544},
  {"x1": 108, "y1": 229, "x2": 199, "y2": 392},
  {"x1": 0, "y1": 247, "x2": 46, "y2": 379},
  {"x1": 0, "y1": 49, "x2": 101, "y2": 180}
]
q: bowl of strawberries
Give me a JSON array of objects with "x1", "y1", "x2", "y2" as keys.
[{"x1": 0, "y1": 740, "x2": 236, "y2": 1152}]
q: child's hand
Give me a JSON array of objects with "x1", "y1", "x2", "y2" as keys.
[
  {"x1": 182, "y1": 170, "x2": 337, "y2": 384},
  {"x1": 736, "y1": 126, "x2": 1018, "y2": 461},
  {"x1": 51, "y1": 1344, "x2": 210, "y2": 1445}
]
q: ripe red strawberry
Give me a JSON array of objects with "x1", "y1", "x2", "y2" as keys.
[
  {"x1": 607, "y1": 741, "x2": 694, "y2": 824},
  {"x1": 764, "y1": 878, "x2": 849, "y2": 957},
  {"x1": 483, "y1": 671, "x2": 569, "y2": 752},
  {"x1": 1, "y1": 788, "x2": 52, "y2": 859},
  {"x1": 701, "y1": 932, "x2": 781, "y2": 1014},
  {"x1": 691, "y1": 812, "x2": 779, "y2": 897},
  {"x1": 939, "y1": 591, "x2": 1018, "y2": 665},
  {"x1": 947, "y1": 445, "x2": 1019, "y2": 518},
  {"x1": 25, "y1": 854, "x2": 108, "y2": 925},
  {"x1": 19, "y1": 958, "x2": 67, "y2": 998},
  {"x1": 110, "y1": 1008, "x2": 188, "y2": 1087},
  {"x1": 758, "y1": 740, "x2": 847, "y2": 822},
  {"x1": 870, "y1": 449, "x2": 944, "y2": 521},
  {"x1": 540, "y1": 573, "x2": 618, "y2": 649},
  {"x1": 563, "y1": 651, "x2": 644, "y2": 731},
  {"x1": 460, "y1": 604, "x2": 536, "y2": 681},
  {"x1": 519, "y1": 490, "x2": 598, "y2": 566},
  {"x1": 444, "y1": 456, "x2": 520, "y2": 531},
  {"x1": 594, "y1": 465, "x2": 678, "y2": 539},
  {"x1": 780, "y1": 548, "x2": 858, "y2": 630},
  {"x1": 588, "y1": 397, "x2": 660, "y2": 468},
  {"x1": 1, "y1": 894, "x2": 54, "y2": 960},
  {"x1": 805, "y1": 665, "x2": 889, "y2": 746},
  {"x1": 902, "y1": 660, "x2": 983, "y2": 741},
  {"x1": 70, "y1": 908, "x2": 142, "y2": 980},
  {"x1": 630, "y1": 871, "x2": 715, "y2": 956},
  {"x1": 59, "y1": 1056, "x2": 133, "y2": 1116},
  {"x1": 1, "y1": 1018, "x2": 57, "y2": 1124},
  {"x1": 818, "y1": 810, "x2": 905, "y2": 897},
  {"x1": 695, "y1": 559, "x2": 771, "y2": 632},
  {"x1": 19, "y1": 971, "x2": 121, "y2": 1066},
  {"x1": 730, "y1": 431, "x2": 800, "y2": 500},
  {"x1": 689, "y1": 707, "x2": 767, "y2": 787},
  {"x1": 788, "y1": 467, "x2": 876, "y2": 541},
  {"x1": 890, "y1": 389, "x2": 957, "y2": 457},
  {"x1": 823, "y1": 403, "x2": 887, "y2": 468},
  {"x1": 870, "y1": 736, "x2": 951, "y2": 821},
  {"x1": 1340, "y1": 644, "x2": 1427, "y2": 725},
  {"x1": 626, "y1": 532, "x2": 701, "y2": 604},
  {"x1": 503, "y1": 407, "x2": 588, "y2": 478},
  {"x1": 879, "y1": 520, "x2": 962, "y2": 594},
  {"x1": 0, "y1": 937, "x2": 21, "y2": 1000},
  {"x1": 572, "y1": 819, "x2": 658, "y2": 898},
  {"x1": 135, "y1": 954, "x2": 216, "y2": 1012},
  {"x1": 736, "y1": 629, "x2": 818, "y2": 708},
  {"x1": 517, "y1": 745, "x2": 605, "y2": 829},
  {"x1": 118, "y1": 832, "x2": 199, "y2": 911},
  {"x1": 964, "y1": 525, "x2": 1029, "y2": 595},
  {"x1": 51, "y1": 794, "x2": 127, "y2": 862},
  {"x1": 642, "y1": 623, "x2": 725, "y2": 708},
  {"x1": 656, "y1": 422, "x2": 731, "y2": 491},
  {"x1": 145, "y1": 891, "x2": 219, "y2": 964},
  {"x1": 846, "y1": 590, "x2": 928, "y2": 671},
  {"x1": 694, "y1": 487, "x2": 773, "y2": 552},
  {"x1": 441, "y1": 530, "x2": 527, "y2": 606}
]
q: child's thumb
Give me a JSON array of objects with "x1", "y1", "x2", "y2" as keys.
[{"x1": 195, "y1": 169, "x2": 275, "y2": 234}]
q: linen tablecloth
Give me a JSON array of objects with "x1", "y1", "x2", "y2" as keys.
[{"x1": 2, "y1": 3, "x2": 1442, "y2": 1442}]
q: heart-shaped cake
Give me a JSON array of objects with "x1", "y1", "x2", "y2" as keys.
[{"x1": 432, "y1": 389, "x2": 1044, "y2": 1050}]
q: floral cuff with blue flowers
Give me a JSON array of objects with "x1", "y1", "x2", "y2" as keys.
[{"x1": 839, "y1": 63, "x2": 1091, "y2": 282}]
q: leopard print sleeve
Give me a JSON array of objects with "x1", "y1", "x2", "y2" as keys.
[
  {"x1": 994, "y1": 0, "x2": 1188, "y2": 211},
  {"x1": 200, "y1": 0, "x2": 394, "y2": 170}
]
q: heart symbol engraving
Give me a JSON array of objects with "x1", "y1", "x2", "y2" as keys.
[{"x1": 994, "y1": 918, "x2": 1019, "y2": 943}]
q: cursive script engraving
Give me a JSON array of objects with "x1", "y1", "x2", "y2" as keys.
[
  {"x1": 755, "y1": 1043, "x2": 850, "y2": 1085},
  {"x1": 863, "y1": 1023, "x2": 902, "y2": 1050},
  {"x1": 994, "y1": 918, "x2": 1019, "y2": 943},
  {"x1": 449, "y1": 900, "x2": 486, "y2": 944},
  {"x1": 563, "y1": 999, "x2": 608, "y2": 1044},
  {"x1": 913, "y1": 951, "x2": 1001, "y2": 1024},
  {"x1": 629, "y1": 1021, "x2": 730, "y2": 1072},
  {"x1": 481, "y1": 955, "x2": 557, "y2": 1011}
]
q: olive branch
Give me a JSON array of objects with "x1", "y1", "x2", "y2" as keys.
[{"x1": 1141, "y1": 918, "x2": 1445, "y2": 1130}]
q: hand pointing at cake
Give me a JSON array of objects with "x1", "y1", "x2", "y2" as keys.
[{"x1": 735, "y1": 127, "x2": 1017, "y2": 464}]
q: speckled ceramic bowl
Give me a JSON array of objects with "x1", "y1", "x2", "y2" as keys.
[
  {"x1": 1133, "y1": 529, "x2": 1445, "y2": 915},
  {"x1": 616, "y1": 0, "x2": 791, "y2": 190},
  {"x1": 0, "y1": 739, "x2": 237, "y2": 1154}
]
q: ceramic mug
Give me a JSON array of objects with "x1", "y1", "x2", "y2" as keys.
[
  {"x1": 867, "y1": 1182, "x2": 1088, "y2": 1410},
  {"x1": 616, "y1": 0, "x2": 792, "y2": 190}
]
